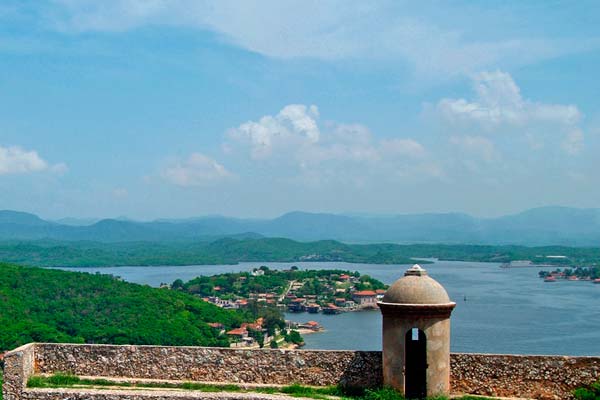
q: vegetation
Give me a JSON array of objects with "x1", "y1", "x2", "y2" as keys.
[
  {"x1": 2, "y1": 238, "x2": 600, "y2": 268},
  {"x1": 539, "y1": 266, "x2": 600, "y2": 280},
  {"x1": 0, "y1": 262, "x2": 254, "y2": 353},
  {"x1": 574, "y1": 380, "x2": 600, "y2": 400},
  {"x1": 178, "y1": 266, "x2": 387, "y2": 304},
  {"x1": 25, "y1": 373, "x2": 495, "y2": 400},
  {"x1": 0, "y1": 238, "x2": 423, "y2": 267}
]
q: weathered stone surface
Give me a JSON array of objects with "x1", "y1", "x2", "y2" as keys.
[
  {"x1": 34, "y1": 344, "x2": 382, "y2": 388},
  {"x1": 451, "y1": 353, "x2": 600, "y2": 400},
  {"x1": 2, "y1": 344, "x2": 35, "y2": 400},
  {"x1": 380, "y1": 265, "x2": 455, "y2": 398},
  {"x1": 4, "y1": 343, "x2": 600, "y2": 400}
]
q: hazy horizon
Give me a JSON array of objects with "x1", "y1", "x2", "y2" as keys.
[
  {"x1": 3, "y1": 204, "x2": 597, "y2": 223},
  {"x1": 2, "y1": 1, "x2": 599, "y2": 220}
]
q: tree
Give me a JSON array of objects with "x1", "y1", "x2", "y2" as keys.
[
  {"x1": 286, "y1": 330, "x2": 303, "y2": 345},
  {"x1": 171, "y1": 279, "x2": 184, "y2": 290}
]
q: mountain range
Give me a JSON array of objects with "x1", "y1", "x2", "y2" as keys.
[{"x1": 0, "y1": 206, "x2": 599, "y2": 246}]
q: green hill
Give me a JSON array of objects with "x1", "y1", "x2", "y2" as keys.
[
  {"x1": 0, "y1": 238, "x2": 422, "y2": 267},
  {"x1": 0, "y1": 263, "x2": 247, "y2": 352}
]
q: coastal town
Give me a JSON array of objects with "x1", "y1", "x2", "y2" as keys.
[
  {"x1": 169, "y1": 267, "x2": 388, "y2": 348},
  {"x1": 171, "y1": 266, "x2": 387, "y2": 313},
  {"x1": 539, "y1": 266, "x2": 600, "y2": 283}
]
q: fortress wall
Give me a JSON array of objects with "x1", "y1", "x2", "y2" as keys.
[
  {"x1": 33, "y1": 343, "x2": 382, "y2": 388},
  {"x1": 2, "y1": 343, "x2": 35, "y2": 400},
  {"x1": 451, "y1": 353, "x2": 600, "y2": 399},
  {"x1": 4, "y1": 343, "x2": 600, "y2": 400}
]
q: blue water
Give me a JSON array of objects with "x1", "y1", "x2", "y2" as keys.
[{"x1": 51, "y1": 260, "x2": 600, "y2": 356}]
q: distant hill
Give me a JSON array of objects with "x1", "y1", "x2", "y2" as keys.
[
  {"x1": 1, "y1": 206, "x2": 600, "y2": 246},
  {"x1": 0, "y1": 238, "x2": 421, "y2": 267}
]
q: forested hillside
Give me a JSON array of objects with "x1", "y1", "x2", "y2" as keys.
[
  {"x1": 0, "y1": 238, "x2": 421, "y2": 267},
  {"x1": 0, "y1": 263, "x2": 247, "y2": 352},
  {"x1": 1, "y1": 238, "x2": 599, "y2": 268}
]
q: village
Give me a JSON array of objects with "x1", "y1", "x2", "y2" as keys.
[
  {"x1": 171, "y1": 267, "x2": 388, "y2": 348},
  {"x1": 185, "y1": 267, "x2": 388, "y2": 313}
]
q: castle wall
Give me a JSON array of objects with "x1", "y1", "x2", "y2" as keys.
[
  {"x1": 451, "y1": 352, "x2": 600, "y2": 399},
  {"x1": 2, "y1": 343, "x2": 35, "y2": 400},
  {"x1": 33, "y1": 343, "x2": 382, "y2": 388},
  {"x1": 4, "y1": 343, "x2": 600, "y2": 400}
]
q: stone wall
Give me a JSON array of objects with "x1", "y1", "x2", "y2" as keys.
[
  {"x1": 33, "y1": 343, "x2": 382, "y2": 388},
  {"x1": 4, "y1": 343, "x2": 600, "y2": 400},
  {"x1": 2, "y1": 343, "x2": 35, "y2": 400},
  {"x1": 450, "y1": 353, "x2": 600, "y2": 400}
]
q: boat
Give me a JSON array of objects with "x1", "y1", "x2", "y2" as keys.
[
  {"x1": 593, "y1": 279, "x2": 600, "y2": 284},
  {"x1": 544, "y1": 276, "x2": 557, "y2": 282}
]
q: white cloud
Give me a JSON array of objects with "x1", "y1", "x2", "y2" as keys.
[
  {"x1": 380, "y1": 138, "x2": 426, "y2": 158},
  {"x1": 434, "y1": 71, "x2": 585, "y2": 155},
  {"x1": 162, "y1": 153, "x2": 234, "y2": 187},
  {"x1": 0, "y1": 145, "x2": 49, "y2": 175},
  {"x1": 437, "y1": 71, "x2": 581, "y2": 127},
  {"x1": 225, "y1": 104, "x2": 434, "y2": 184},
  {"x1": 47, "y1": 1, "x2": 599, "y2": 78},
  {"x1": 450, "y1": 135, "x2": 499, "y2": 163},
  {"x1": 227, "y1": 104, "x2": 319, "y2": 160}
]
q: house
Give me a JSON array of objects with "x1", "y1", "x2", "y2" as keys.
[
  {"x1": 334, "y1": 298, "x2": 347, "y2": 306},
  {"x1": 306, "y1": 303, "x2": 321, "y2": 313},
  {"x1": 235, "y1": 299, "x2": 249, "y2": 308},
  {"x1": 322, "y1": 303, "x2": 341, "y2": 314},
  {"x1": 288, "y1": 298, "x2": 306, "y2": 312},
  {"x1": 298, "y1": 321, "x2": 321, "y2": 331},
  {"x1": 226, "y1": 327, "x2": 248, "y2": 339},
  {"x1": 352, "y1": 290, "x2": 378, "y2": 308}
]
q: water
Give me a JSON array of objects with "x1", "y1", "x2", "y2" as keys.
[{"x1": 51, "y1": 261, "x2": 600, "y2": 356}]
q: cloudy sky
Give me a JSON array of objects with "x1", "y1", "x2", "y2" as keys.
[{"x1": 1, "y1": 0, "x2": 599, "y2": 219}]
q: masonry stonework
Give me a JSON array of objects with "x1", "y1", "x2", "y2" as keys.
[
  {"x1": 4, "y1": 343, "x2": 600, "y2": 400},
  {"x1": 34, "y1": 343, "x2": 382, "y2": 387},
  {"x1": 380, "y1": 265, "x2": 455, "y2": 398},
  {"x1": 451, "y1": 353, "x2": 600, "y2": 400}
]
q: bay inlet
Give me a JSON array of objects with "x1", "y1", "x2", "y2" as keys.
[{"x1": 51, "y1": 260, "x2": 600, "y2": 356}]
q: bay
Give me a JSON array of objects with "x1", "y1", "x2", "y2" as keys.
[{"x1": 51, "y1": 260, "x2": 600, "y2": 356}]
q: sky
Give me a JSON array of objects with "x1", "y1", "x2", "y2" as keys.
[{"x1": 1, "y1": 0, "x2": 600, "y2": 220}]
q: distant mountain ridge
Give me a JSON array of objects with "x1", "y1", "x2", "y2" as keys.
[{"x1": 1, "y1": 206, "x2": 599, "y2": 246}]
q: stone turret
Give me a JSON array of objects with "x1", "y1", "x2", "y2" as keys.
[{"x1": 379, "y1": 264, "x2": 455, "y2": 398}]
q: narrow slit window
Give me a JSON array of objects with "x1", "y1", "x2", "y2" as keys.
[{"x1": 411, "y1": 327, "x2": 419, "y2": 341}]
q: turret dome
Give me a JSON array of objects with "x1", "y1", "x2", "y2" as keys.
[{"x1": 381, "y1": 264, "x2": 452, "y2": 305}]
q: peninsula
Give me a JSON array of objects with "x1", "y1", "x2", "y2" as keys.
[{"x1": 173, "y1": 266, "x2": 388, "y2": 314}]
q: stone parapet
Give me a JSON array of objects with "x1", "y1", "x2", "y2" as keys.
[
  {"x1": 2, "y1": 343, "x2": 36, "y2": 400},
  {"x1": 3, "y1": 343, "x2": 600, "y2": 400},
  {"x1": 33, "y1": 343, "x2": 382, "y2": 387},
  {"x1": 451, "y1": 352, "x2": 600, "y2": 400}
]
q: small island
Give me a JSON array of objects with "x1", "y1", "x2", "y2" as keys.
[{"x1": 539, "y1": 266, "x2": 600, "y2": 283}]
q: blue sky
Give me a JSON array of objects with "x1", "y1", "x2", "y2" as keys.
[{"x1": 1, "y1": 0, "x2": 599, "y2": 220}]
